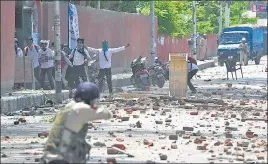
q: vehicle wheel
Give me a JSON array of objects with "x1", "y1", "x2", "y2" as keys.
[
  {"x1": 218, "y1": 61, "x2": 224, "y2": 66},
  {"x1": 254, "y1": 55, "x2": 261, "y2": 65},
  {"x1": 157, "y1": 75, "x2": 165, "y2": 88}
]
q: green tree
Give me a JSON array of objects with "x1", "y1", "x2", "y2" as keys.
[{"x1": 229, "y1": 1, "x2": 257, "y2": 26}]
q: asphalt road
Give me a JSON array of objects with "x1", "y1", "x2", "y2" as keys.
[{"x1": 1, "y1": 58, "x2": 267, "y2": 163}]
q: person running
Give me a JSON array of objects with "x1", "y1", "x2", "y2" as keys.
[
  {"x1": 187, "y1": 58, "x2": 199, "y2": 93},
  {"x1": 86, "y1": 40, "x2": 130, "y2": 98}
]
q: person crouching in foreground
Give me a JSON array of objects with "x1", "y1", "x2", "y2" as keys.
[
  {"x1": 41, "y1": 82, "x2": 112, "y2": 164},
  {"x1": 187, "y1": 59, "x2": 199, "y2": 93}
]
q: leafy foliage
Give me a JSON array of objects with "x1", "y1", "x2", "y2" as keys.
[{"x1": 88, "y1": 1, "x2": 258, "y2": 38}]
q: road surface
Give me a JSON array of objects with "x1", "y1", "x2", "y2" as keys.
[{"x1": 1, "y1": 59, "x2": 267, "y2": 163}]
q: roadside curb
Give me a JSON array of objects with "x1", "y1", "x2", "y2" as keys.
[
  {"x1": 1, "y1": 91, "x2": 70, "y2": 114},
  {"x1": 1, "y1": 59, "x2": 216, "y2": 114}
]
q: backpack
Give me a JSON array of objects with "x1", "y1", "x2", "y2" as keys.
[
  {"x1": 188, "y1": 56, "x2": 197, "y2": 65},
  {"x1": 25, "y1": 45, "x2": 38, "y2": 56}
]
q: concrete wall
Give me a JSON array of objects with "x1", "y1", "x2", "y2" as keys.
[
  {"x1": 39, "y1": 2, "x2": 157, "y2": 72},
  {"x1": 1, "y1": 1, "x2": 16, "y2": 93}
]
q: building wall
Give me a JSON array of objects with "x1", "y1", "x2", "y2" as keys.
[
  {"x1": 1, "y1": 1, "x2": 16, "y2": 93},
  {"x1": 39, "y1": 2, "x2": 157, "y2": 71},
  {"x1": 157, "y1": 34, "x2": 218, "y2": 62}
]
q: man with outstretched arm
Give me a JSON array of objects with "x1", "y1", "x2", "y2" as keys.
[{"x1": 86, "y1": 41, "x2": 130, "y2": 99}]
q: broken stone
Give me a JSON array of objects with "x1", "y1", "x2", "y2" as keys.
[
  {"x1": 112, "y1": 144, "x2": 126, "y2": 150},
  {"x1": 164, "y1": 108, "x2": 172, "y2": 112},
  {"x1": 116, "y1": 138, "x2": 124, "y2": 142},
  {"x1": 155, "y1": 120, "x2": 163, "y2": 124},
  {"x1": 133, "y1": 115, "x2": 139, "y2": 118},
  {"x1": 197, "y1": 145, "x2": 207, "y2": 150},
  {"x1": 107, "y1": 147, "x2": 119, "y2": 155},
  {"x1": 38, "y1": 132, "x2": 49, "y2": 138},
  {"x1": 107, "y1": 157, "x2": 117, "y2": 164},
  {"x1": 136, "y1": 121, "x2": 142, "y2": 128},
  {"x1": 193, "y1": 131, "x2": 201, "y2": 136},
  {"x1": 160, "y1": 154, "x2": 167, "y2": 160},
  {"x1": 93, "y1": 142, "x2": 106, "y2": 147},
  {"x1": 240, "y1": 101, "x2": 246, "y2": 105},
  {"x1": 165, "y1": 119, "x2": 172, "y2": 123},
  {"x1": 183, "y1": 134, "x2": 191, "y2": 139},
  {"x1": 176, "y1": 130, "x2": 185, "y2": 135},
  {"x1": 225, "y1": 127, "x2": 238, "y2": 131},
  {"x1": 190, "y1": 111, "x2": 198, "y2": 115},
  {"x1": 14, "y1": 121, "x2": 19, "y2": 125},
  {"x1": 1, "y1": 154, "x2": 7, "y2": 158},
  {"x1": 253, "y1": 112, "x2": 260, "y2": 116},
  {"x1": 152, "y1": 106, "x2": 159, "y2": 110},
  {"x1": 194, "y1": 138, "x2": 202, "y2": 144},
  {"x1": 121, "y1": 117, "x2": 130, "y2": 121},
  {"x1": 169, "y1": 135, "x2": 178, "y2": 140},
  {"x1": 183, "y1": 127, "x2": 194, "y2": 131},
  {"x1": 159, "y1": 135, "x2": 166, "y2": 139},
  {"x1": 225, "y1": 133, "x2": 233, "y2": 138},
  {"x1": 231, "y1": 114, "x2": 236, "y2": 118},
  {"x1": 185, "y1": 104, "x2": 193, "y2": 109},
  {"x1": 171, "y1": 144, "x2": 177, "y2": 149},
  {"x1": 225, "y1": 121, "x2": 230, "y2": 126}
]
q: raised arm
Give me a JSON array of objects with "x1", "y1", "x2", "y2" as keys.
[
  {"x1": 86, "y1": 46, "x2": 100, "y2": 54},
  {"x1": 109, "y1": 43, "x2": 130, "y2": 53},
  {"x1": 69, "y1": 49, "x2": 75, "y2": 59},
  {"x1": 63, "y1": 52, "x2": 73, "y2": 67},
  {"x1": 75, "y1": 103, "x2": 112, "y2": 124}
]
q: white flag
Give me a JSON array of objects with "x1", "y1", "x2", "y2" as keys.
[{"x1": 68, "y1": 3, "x2": 79, "y2": 50}]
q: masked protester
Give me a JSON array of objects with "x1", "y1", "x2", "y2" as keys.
[
  {"x1": 24, "y1": 37, "x2": 41, "y2": 86},
  {"x1": 86, "y1": 41, "x2": 130, "y2": 99},
  {"x1": 187, "y1": 59, "x2": 199, "y2": 93},
  {"x1": 15, "y1": 38, "x2": 23, "y2": 57},
  {"x1": 239, "y1": 38, "x2": 248, "y2": 66},
  {"x1": 41, "y1": 82, "x2": 112, "y2": 164},
  {"x1": 38, "y1": 40, "x2": 55, "y2": 90},
  {"x1": 68, "y1": 38, "x2": 91, "y2": 88}
]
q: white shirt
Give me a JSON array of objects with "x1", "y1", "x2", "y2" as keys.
[
  {"x1": 24, "y1": 44, "x2": 40, "y2": 68},
  {"x1": 87, "y1": 46, "x2": 126, "y2": 69},
  {"x1": 15, "y1": 47, "x2": 23, "y2": 57},
  {"x1": 70, "y1": 48, "x2": 90, "y2": 66},
  {"x1": 187, "y1": 60, "x2": 198, "y2": 73},
  {"x1": 38, "y1": 48, "x2": 54, "y2": 69}
]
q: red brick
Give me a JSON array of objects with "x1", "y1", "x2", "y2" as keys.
[
  {"x1": 190, "y1": 111, "x2": 198, "y2": 115},
  {"x1": 116, "y1": 138, "x2": 124, "y2": 142},
  {"x1": 112, "y1": 144, "x2": 126, "y2": 150},
  {"x1": 194, "y1": 138, "x2": 202, "y2": 144}
]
